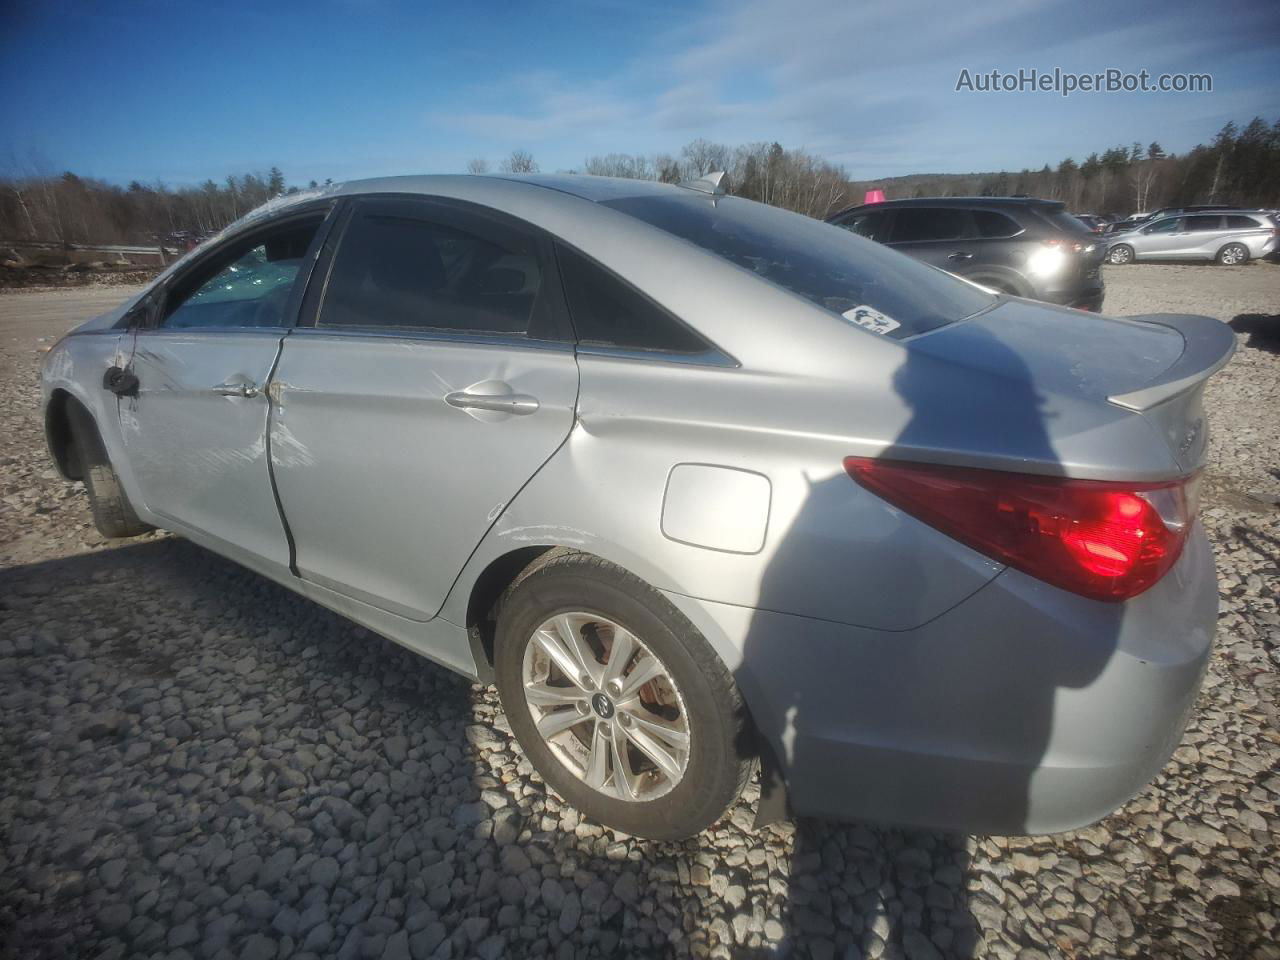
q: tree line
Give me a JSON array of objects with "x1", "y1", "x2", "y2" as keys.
[
  {"x1": 2, "y1": 117, "x2": 1276, "y2": 247},
  {"x1": 866, "y1": 117, "x2": 1279, "y2": 217}
]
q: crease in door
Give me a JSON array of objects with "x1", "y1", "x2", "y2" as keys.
[{"x1": 262, "y1": 330, "x2": 302, "y2": 578}]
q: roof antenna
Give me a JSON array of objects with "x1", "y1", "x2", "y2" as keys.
[{"x1": 679, "y1": 171, "x2": 729, "y2": 196}]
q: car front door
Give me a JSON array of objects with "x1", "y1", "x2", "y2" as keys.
[
  {"x1": 267, "y1": 196, "x2": 579, "y2": 620},
  {"x1": 884, "y1": 207, "x2": 977, "y2": 272},
  {"x1": 830, "y1": 208, "x2": 890, "y2": 242},
  {"x1": 118, "y1": 209, "x2": 330, "y2": 570},
  {"x1": 1134, "y1": 216, "x2": 1183, "y2": 258}
]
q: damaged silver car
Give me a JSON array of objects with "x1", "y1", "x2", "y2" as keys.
[{"x1": 42, "y1": 174, "x2": 1232, "y2": 839}]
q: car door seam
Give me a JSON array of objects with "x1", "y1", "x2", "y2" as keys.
[
  {"x1": 433, "y1": 351, "x2": 584, "y2": 621},
  {"x1": 262, "y1": 330, "x2": 301, "y2": 577}
]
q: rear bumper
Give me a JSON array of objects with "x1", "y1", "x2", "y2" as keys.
[
  {"x1": 666, "y1": 528, "x2": 1216, "y2": 834},
  {"x1": 1041, "y1": 282, "x2": 1105, "y2": 312}
]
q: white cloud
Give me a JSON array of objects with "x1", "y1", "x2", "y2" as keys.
[{"x1": 430, "y1": 0, "x2": 1280, "y2": 177}]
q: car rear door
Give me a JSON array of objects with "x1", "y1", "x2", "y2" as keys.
[
  {"x1": 267, "y1": 196, "x2": 579, "y2": 621},
  {"x1": 117, "y1": 209, "x2": 331, "y2": 570}
]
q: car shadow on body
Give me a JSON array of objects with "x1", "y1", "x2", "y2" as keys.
[{"x1": 736, "y1": 330, "x2": 1124, "y2": 958}]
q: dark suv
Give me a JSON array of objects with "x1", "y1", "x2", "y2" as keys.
[{"x1": 828, "y1": 197, "x2": 1106, "y2": 311}]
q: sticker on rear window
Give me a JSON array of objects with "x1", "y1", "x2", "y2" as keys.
[{"x1": 842, "y1": 305, "x2": 901, "y2": 335}]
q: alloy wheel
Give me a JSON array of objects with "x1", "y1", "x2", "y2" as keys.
[{"x1": 521, "y1": 612, "x2": 690, "y2": 802}]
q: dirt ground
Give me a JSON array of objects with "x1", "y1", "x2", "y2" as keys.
[{"x1": 1, "y1": 263, "x2": 1277, "y2": 960}]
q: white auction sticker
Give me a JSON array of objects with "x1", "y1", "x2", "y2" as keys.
[{"x1": 842, "y1": 305, "x2": 901, "y2": 335}]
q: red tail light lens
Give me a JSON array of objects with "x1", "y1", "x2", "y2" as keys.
[
  {"x1": 843, "y1": 458, "x2": 1197, "y2": 601},
  {"x1": 1044, "y1": 237, "x2": 1085, "y2": 253}
]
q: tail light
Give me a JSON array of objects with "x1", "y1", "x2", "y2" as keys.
[
  {"x1": 843, "y1": 458, "x2": 1198, "y2": 601},
  {"x1": 1044, "y1": 236, "x2": 1085, "y2": 253}
]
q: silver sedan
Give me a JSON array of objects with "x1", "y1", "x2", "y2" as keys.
[{"x1": 41, "y1": 174, "x2": 1233, "y2": 839}]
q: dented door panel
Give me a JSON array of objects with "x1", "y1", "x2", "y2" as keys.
[{"x1": 267, "y1": 332, "x2": 578, "y2": 621}]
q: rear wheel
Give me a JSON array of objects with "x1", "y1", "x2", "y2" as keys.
[
  {"x1": 493, "y1": 553, "x2": 753, "y2": 840},
  {"x1": 67, "y1": 401, "x2": 153, "y2": 539},
  {"x1": 1107, "y1": 244, "x2": 1134, "y2": 265},
  {"x1": 1216, "y1": 243, "x2": 1249, "y2": 265}
]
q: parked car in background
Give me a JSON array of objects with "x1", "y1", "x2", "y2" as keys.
[
  {"x1": 1106, "y1": 211, "x2": 1277, "y2": 264},
  {"x1": 1104, "y1": 217, "x2": 1146, "y2": 235},
  {"x1": 1136, "y1": 204, "x2": 1236, "y2": 224},
  {"x1": 1073, "y1": 214, "x2": 1108, "y2": 233},
  {"x1": 42, "y1": 174, "x2": 1230, "y2": 840},
  {"x1": 829, "y1": 197, "x2": 1106, "y2": 310}
]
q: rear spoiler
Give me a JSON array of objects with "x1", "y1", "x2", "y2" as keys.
[{"x1": 1107, "y1": 314, "x2": 1236, "y2": 412}]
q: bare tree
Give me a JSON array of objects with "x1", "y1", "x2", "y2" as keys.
[
  {"x1": 680, "y1": 139, "x2": 731, "y2": 177},
  {"x1": 499, "y1": 150, "x2": 538, "y2": 174},
  {"x1": 1130, "y1": 142, "x2": 1165, "y2": 214},
  {"x1": 466, "y1": 157, "x2": 490, "y2": 175},
  {"x1": 582, "y1": 154, "x2": 655, "y2": 179}
]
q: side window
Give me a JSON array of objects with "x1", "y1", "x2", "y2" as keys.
[
  {"x1": 319, "y1": 206, "x2": 543, "y2": 335},
  {"x1": 889, "y1": 208, "x2": 969, "y2": 244},
  {"x1": 835, "y1": 210, "x2": 887, "y2": 240},
  {"x1": 556, "y1": 245, "x2": 711, "y2": 355},
  {"x1": 1225, "y1": 215, "x2": 1261, "y2": 229},
  {"x1": 1145, "y1": 217, "x2": 1181, "y2": 234},
  {"x1": 972, "y1": 210, "x2": 1021, "y2": 238},
  {"x1": 1185, "y1": 215, "x2": 1223, "y2": 232},
  {"x1": 162, "y1": 220, "x2": 320, "y2": 329}
]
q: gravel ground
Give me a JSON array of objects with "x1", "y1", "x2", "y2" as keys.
[{"x1": 1, "y1": 265, "x2": 1278, "y2": 960}]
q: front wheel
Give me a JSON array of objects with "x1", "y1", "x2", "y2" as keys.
[
  {"x1": 67, "y1": 401, "x2": 153, "y2": 539},
  {"x1": 493, "y1": 553, "x2": 754, "y2": 840},
  {"x1": 1216, "y1": 243, "x2": 1249, "y2": 265},
  {"x1": 1107, "y1": 244, "x2": 1134, "y2": 265}
]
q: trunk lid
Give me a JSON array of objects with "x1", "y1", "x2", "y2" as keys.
[
  {"x1": 1104, "y1": 312, "x2": 1236, "y2": 471},
  {"x1": 910, "y1": 300, "x2": 1235, "y2": 473}
]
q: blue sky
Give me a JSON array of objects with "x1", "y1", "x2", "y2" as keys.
[{"x1": 2, "y1": 0, "x2": 1277, "y2": 186}]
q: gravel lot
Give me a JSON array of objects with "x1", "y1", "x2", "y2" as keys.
[{"x1": 2, "y1": 265, "x2": 1278, "y2": 960}]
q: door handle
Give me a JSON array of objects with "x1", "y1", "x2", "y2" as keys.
[
  {"x1": 445, "y1": 391, "x2": 539, "y2": 415},
  {"x1": 948, "y1": 252, "x2": 974, "y2": 261},
  {"x1": 213, "y1": 379, "x2": 260, "y2": 398}
]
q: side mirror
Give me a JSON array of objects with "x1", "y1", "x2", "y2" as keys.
[{"x1": 103, "y1": 366, "x2": 139, "y2": 397}]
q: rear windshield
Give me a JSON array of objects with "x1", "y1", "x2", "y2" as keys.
[
  {"x1": 1035, "y1": 206, "x2": 1096, "y2": 236},
  {"x1": 600, "y1": 194, "x2": 994, "y2": 339}
]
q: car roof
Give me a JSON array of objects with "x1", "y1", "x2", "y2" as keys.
[
  {"x1": 840, "y1": 196, "x2": 1064, "y2": 209},
  {"x1": 829, "y1": 196, "x2": 1066, "y2": 220},
  {"x1": 1149, "y1": 209, "x2": 1268, "y2": 219},
  {"x1": 221, "y1": 173, "x2": 692, "y2": 236},
  {"x1": 333, "y1": 173, "x2": 682, "y2": 205}
]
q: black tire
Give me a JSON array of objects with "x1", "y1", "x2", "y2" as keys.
[
  {"x1": 493, "y1": 552, "x2": 754, "y2": 840},
  {"x1": 1216, "y1": 242, "x2": 1249, "y2": 266},
  {"x1": 1107, "y1": 244, "x2": 1134, "y2": 265},
  {"x1": 67, "y1": 401, "x2": 153, "y2": 539}
]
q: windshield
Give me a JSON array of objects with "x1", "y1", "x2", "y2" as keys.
[{"x1": 601, "y1": 193, "x2": 994, "y2": 339}]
